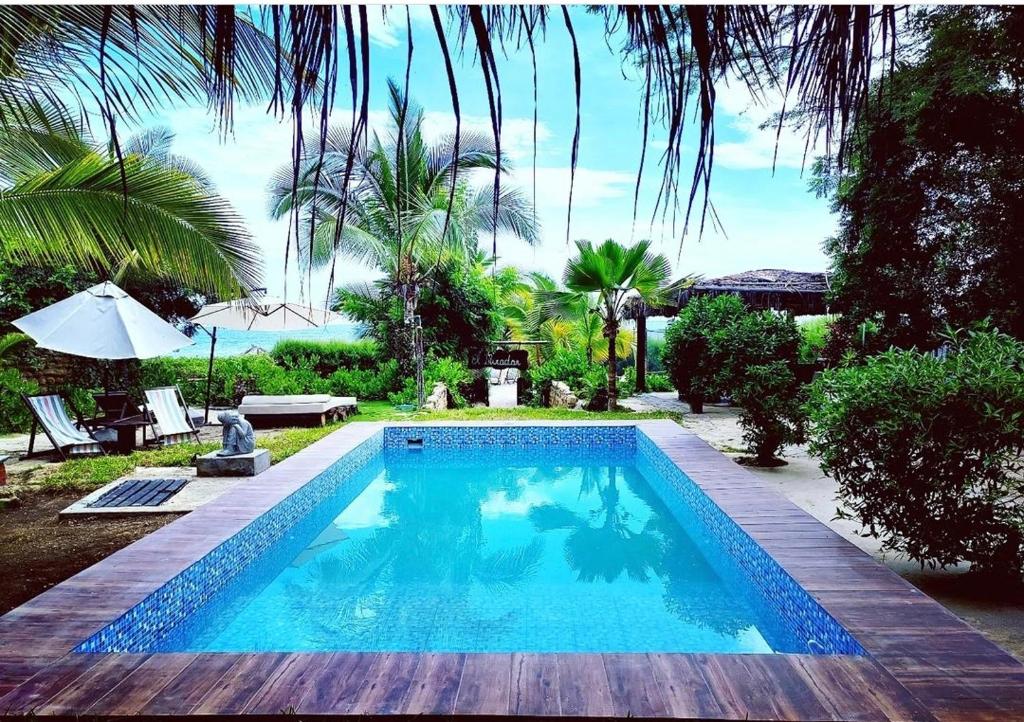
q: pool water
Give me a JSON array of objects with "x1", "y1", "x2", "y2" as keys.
[{"x1": 160, "y1": 445, "x2": 807, "y2": 654}]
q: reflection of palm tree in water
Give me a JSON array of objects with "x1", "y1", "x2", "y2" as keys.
[
  {"x1": 285, "y1": 455, "x2": 543, "y2": 644},
  {"x1": 530, "y1": 464, "x2": 757, "y2": 641},
  {"x1": 530, "y1": 465, "x2": 667, "y2": 583}
]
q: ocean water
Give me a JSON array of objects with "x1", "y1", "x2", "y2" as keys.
[
  {"x1": 159, "y1": 445, "x2": 805, "y2": 654},
  {"x1": 169, "y1": 323, "x2": 364, "y2": 357}
]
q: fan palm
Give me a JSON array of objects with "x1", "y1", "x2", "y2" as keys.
[
  {"x1": 0, "y1": 119, "x2": 261, "y2": 297},
  {"x1": 269, "y1": 79, "x2": 538, "y2": 404},
  {"x1": 541, "y1": 240, "x2": 688, "y2": 410}
]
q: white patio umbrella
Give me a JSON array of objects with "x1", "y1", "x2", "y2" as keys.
[
  {"x1": 13, "y1": 281, "x2": 193, "y2": 359},
  {"x1": 188, "y1": 296, "x2": 343, "y2": 421}
]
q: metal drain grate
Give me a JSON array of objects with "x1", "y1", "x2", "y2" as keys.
[{"x1": 87, "y1": 478, "x2": 189, "y2": 508}]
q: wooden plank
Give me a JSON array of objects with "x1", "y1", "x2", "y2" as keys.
[
  {"x1": 84, "y1": 653, "x2": 195, "y2": 715},
  {"x1": 35, "y1": 653, "x2": 150, "y2": 715},
  {"x1": 400, "y1": 653, "x2": 465, "y2": 715},
  {"x1": 192, "y1": 653, "x2": 287, "y2": 714},
  {"x1": 140, "y1": 653, "x2": 241, "y2": 715},
  {"x1": 648, "y1": 653, "x2": 725, "y2": 719},
  {"x1": 350, "y1": 652, "x2": 421, "y2": 715},
  {"x1": 244, "y1": 653, "x2": 332, "y2": 714},
  {"x1": 455, "y1": 653, "x2": 511, "y2": 716},
  {"x1": 603, "y1": 653, "x2": 668, "y2": 718},
  {"x1": 556, "y1": 653, "x2": 614, "y2": 716},
  {"x1": 0, "y1": 653, "x2": 101, "y2": 714},
  {"x1": 510, "y1": 653, "x2": 560, "y2": 716},
  {"x1": 297, "y1": 652, "x2": 379, "y2": 714}
]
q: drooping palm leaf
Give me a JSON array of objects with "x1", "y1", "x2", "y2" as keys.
[
  {"x1": 0, "y1": 4, "x2": 904, "y2": 255},
  {"x1": 0, "y1": 127, "x2": 261, "y2": 296}
]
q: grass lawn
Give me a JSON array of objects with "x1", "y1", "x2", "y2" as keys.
[{"x1": 29, "y1": 401, "x2": 679, "y2": 492}]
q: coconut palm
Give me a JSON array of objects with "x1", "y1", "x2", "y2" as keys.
[
  {"x1": 540, "y1": 240, "x2": 687, "y2": 410},
  {"x1": 0, "y1": 5, "x2": 906, "y2": 246},
  {"x1": 268, "y1": 79, "x2": 538, "y2": 405},
  {"x1": 0, "y1": 119, "x2": 261, "y2": 297}
]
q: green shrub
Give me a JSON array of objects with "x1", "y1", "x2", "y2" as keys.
[
  {"x1": 662, "y1": 295, "x2": 802, "y2": 412},
  {"x1": 387, "y1": 357, "x2": 473, "y2": 408},
  {"x1": 270, "y1": 339, "x2": 379, "y2": 375},
  {"x1": 806, "y1": 328, "x2": 1024, "y2": 576},
  {"x1": 532, "y1": 349, "x2": 601, "y2": 398},
  {"x1": 141, "y1": 355, "x2": 322, "y2": 406},
  {"x1": 0, "y1": 367, "x2": 39, "y2": 433},
  {"x1": 662, "y1": 295, "x2": 745, "y2": 411},
  {"x1": 327, "y1": 359, "x2": 401, "y2": 400},
  {"x1": 646, "y1": 372, "x2": 674, "y2": 392},
  {"x1": 646, "y1": 337, "x2": 666, "y2": 372},
  {"x1": 734, "y1": 362, "x2": 805, "y2": 464},
  {"x1": 797, "y1": 316, "x2": 833, "y2": 363}
]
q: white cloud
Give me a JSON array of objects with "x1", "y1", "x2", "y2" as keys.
[{"x1": 712, "y1": 81, "x2": 823, "y2": 171}]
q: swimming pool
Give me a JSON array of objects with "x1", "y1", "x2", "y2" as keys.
[{"x1": 76, "y1": 425, "x2": 862, "y2": 656}]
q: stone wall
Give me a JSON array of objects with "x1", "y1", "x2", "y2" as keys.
[
  {"x1": 548, "y1": 380, "x2": 578, "y2": 409},
  {"x1": 422, "y1": 382, "x2": 449, "y2": 411}
]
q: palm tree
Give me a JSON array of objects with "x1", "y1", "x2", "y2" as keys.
[
  {"x1": 269, "y1": 80, "x2": 538, "y2": 405},
  {"x1": 0, "y1": 5, "x2": 906, "y2": 249},
  {"x1": 0, "y1": 118, "x2": 262, "y2": 297},
  {"x1": 541, "y1": 240, "x2": 685, "y2": 410}
]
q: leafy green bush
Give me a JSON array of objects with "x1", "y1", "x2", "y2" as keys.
[
  {"x1": 270, "y1": 339, "x2": 379, "y2": 375},
  {"x1": 662, "y1": 295, "x2": 802, "y2": 412},
  {"x1": 327, "y1": 359, "x2": 401, "y2": 400},
  {"x1": 388, "y1": 357, "x2": 473, "y2": 408},
  {"x1": 806, "y1": 328, "x2": 1024, "y2": 576},
  {"x1": 0, "y1": 367, "x2": 39, "y2": 433},
  {"x1": 531, "y1": 349, "x2": 602, "y2": 399},
  {"x1": 797, "y1": 316, "x2": 833, "y2": 363},
  {"x1": 141, "y1": 355, "x2": 323, "y2": 406},
  {"x1": 662, "y1": 295, "x2": 745, "y2": 411},
  {"x1": 734, "y1": 362, "x2": 806, "y2": 464},
  {"x1": 646, "y1": 337, "x2": 666, "y2": 372},
  {"x1": 645, "y1": 372, "x2": 674, "y2": 392}
]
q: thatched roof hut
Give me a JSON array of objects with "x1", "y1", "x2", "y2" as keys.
[
  {"x1": 628, "y1": 269, "x2": 830, "y2": 391},
  {"x1": 626, "y1": 269, "x2": 831, "y2": 320}
]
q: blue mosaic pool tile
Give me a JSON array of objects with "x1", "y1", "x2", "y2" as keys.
[
  {"x1": 382, "y1": 424, "x2": 636, "y2": 450},
  {"x1": 635, "y1": 430, "x2": 865, "y2": 656},
  {"x1": 76, "y1": 430, "x2": 384, "y2": 653},
  {"x1": 77, "y1": 424, "x2": 863, "y2": 657}
]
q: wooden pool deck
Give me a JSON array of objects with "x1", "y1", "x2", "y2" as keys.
[{"x1": 1, "y1": 420, "x2": 1023, "y2": 721}]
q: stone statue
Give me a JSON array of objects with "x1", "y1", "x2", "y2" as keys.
[{"x1": 217, "y1": 410, "x2": 255, "y2": 456}]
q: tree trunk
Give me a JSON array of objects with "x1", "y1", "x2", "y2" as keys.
[
  {"x1": 606, "y1": 322, "x2": 618, "y2": 411},
  {"x1": 401, "y1": 284, "x2": 424, "y2": 408}
]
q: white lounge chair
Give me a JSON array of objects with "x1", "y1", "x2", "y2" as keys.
[
  {"x1": 237, "y1": 394, "x2": 358, "y2": 427},
  {"x1": 23, "y1": 394, "x2": 111, "y2": 459},
  {"x1": 144, "y1": 386, "x2": 201, "y2": 446}
]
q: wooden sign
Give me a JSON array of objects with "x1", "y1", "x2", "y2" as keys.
[{"x1": 468, "y1": 348, "x2": 529, "y2": 370}]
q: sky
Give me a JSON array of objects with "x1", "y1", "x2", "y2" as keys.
[{"x1": 133, "y1": 7, "x2": 835, "y2": 307}]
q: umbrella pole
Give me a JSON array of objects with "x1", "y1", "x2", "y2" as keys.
[{"x1": 204, "y1": 327, "x2": 217, "y2": 424}]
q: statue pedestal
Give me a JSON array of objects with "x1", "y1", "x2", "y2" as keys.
[{"x1": 196, "y1": 448, "x2": 270, "y2": 477}]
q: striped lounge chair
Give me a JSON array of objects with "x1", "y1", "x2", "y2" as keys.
[
  {"x1": 23, "y1": 394, "x2": 109, "y2": 460},
  {"x1": 144, "y1": 386, "x2": 201, "y2": 446}
]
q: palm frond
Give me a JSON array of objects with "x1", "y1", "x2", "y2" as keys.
[{"x1": 0, "y1": 151, "x2": 261, "y2": 296}]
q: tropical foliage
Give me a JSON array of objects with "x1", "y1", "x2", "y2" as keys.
[
  {"x1": 270, "y1": 81, "x2": 537, "y2": 405},
  {"x1": 814, "y1": 6, "x2": 1024, "y2": 353},
  {"x1": 0, "y1": 5, "x2": 910, "y2": 260},
  {"x1": 662, "y1": 295, "x2": 746, "y2": 412},
  {"x1": 540, "y1": 239, "x2": 681, "y2": 410},
  {"x1": 806, "y1": 328, "x2": 1024, "y2": 577},
  {"x1": 0, "y1": 122, "x2": 261, "y2": 297}
]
